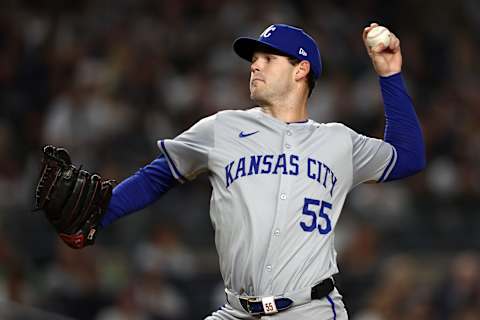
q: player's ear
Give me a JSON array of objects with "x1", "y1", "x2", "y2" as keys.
[{"x1": 295, "y1": 61, "x2": 310, "y2": 81}]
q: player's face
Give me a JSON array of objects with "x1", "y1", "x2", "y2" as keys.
[{"x1": 249, "y1": 51, "x2": 296, "y2": 104}]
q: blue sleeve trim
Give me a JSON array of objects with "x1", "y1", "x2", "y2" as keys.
[
  {"x1": 160, "y1": 140, "x2": 187, "y2": 183},
  {"x1": 378, "y1": 146, "x2": 397, "y2": 183},
  {"x1": 379, "y1": 73, "x2": 426, "y2": 182},
  {"x1": 99, "y1": 155, "x2": 177, "y2": 228}
]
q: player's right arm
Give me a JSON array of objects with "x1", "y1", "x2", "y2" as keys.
[{"x1": 348, "y1": 24, "x2": 425, "y2": 187}]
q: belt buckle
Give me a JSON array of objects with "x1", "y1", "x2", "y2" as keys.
[{"x1": 245, "y1": 296, "x2": 262, "y2": 315}]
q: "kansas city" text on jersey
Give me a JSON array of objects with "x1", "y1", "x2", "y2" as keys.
[{"x1": 224, "y1": 153, "x2": 338, "y2": 196}]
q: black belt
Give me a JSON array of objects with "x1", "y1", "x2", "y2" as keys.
[
  {"x1": 311, "y1": 277, "x2": 335, "y2": 300},
  {"x1": 238, "y1": 278, "x2": 335, "y2": 316}
]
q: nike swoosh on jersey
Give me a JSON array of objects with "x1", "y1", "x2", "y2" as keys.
[{"x1": 239, "y1": 130, "x2": 259, "y2": 138}]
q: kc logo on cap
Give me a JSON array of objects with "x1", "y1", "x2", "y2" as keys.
[
  {"x1": 260, "y1": 25, "x2": 277, "y2": 38},
  {"x1": 233, "y1": 24, "x2": 322, "y2": 78}
]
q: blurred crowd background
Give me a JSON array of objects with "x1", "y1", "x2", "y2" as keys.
[{"x1": 0, "y1": 0, "x2": 479, "y2": 319}]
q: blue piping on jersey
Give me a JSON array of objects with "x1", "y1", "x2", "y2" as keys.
[
  {"x1": 160, "y1": 140, "x2": 187, "y2": 183},
  {"x1": 287, "y1": 119, "x2": 309, "y2": 124},
  {"x1": 378, "y1": 146, "x2": 397, "y2": 182},
  {"x1": 326, "y1": 295, "x2": 337, "y2": 320}
]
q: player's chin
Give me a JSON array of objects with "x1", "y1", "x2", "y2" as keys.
[
  {"x1": 250, "y1": 90, "x2": 262, "y2": 102},
  {"x1": 249, "y1": 88, "x2": 257, "y2": 100},
  {"x1": 250, "y1": 93, "x2": 269, "y2": 106},
  {"x1": 250, "y1": 87, "x2": 264, "y2": 101}
]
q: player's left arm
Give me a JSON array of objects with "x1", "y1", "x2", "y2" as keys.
[
  {"x1": 99, "y1": 114, "x2": 216, "y2": 228},
  {"x1": 98, "y1": 156, "x2": 177, "y2": 228},
  {"x1": 363, "y1": 23, "x2": 426, "y2": 181}
]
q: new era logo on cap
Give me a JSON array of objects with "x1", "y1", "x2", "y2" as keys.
[{"x1": 232, "y1": 24, "x2": 322, "y2": 78}]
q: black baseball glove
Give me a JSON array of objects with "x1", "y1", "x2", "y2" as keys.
[{"x1": 34, "y1": 145, "x2": 115, "y2": 249}]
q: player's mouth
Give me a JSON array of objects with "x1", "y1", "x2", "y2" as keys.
[{"x1": 251, "y1": 78, "x2": 265, "y2": 85}]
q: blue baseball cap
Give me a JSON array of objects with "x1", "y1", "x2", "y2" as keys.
[{"x1": 233, "y1": 24, "x2": 322, "y2": 78}]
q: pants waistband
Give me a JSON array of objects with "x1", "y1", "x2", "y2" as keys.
[{"x1": 225, "y1": 278, "x2": 335, "y2": 316}]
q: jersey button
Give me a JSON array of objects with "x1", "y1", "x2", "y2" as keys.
[
  {"x1": 280, "y1": 193, "x2": 287, "y2": 200},
  {"x1": 273, "y1": 229, "x2": 280, "y2": 236},
  {"x1": 266, "y1": 265, "x2": 272, "y2": 272},
  {"x1": 285, "y1": 143, "x2": 291, "y2": 149},
  {"x1": 286, "y1": 130, "x2": 292, "y2": 136}
]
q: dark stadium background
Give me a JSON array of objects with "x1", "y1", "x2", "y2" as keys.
[{"x1": 0, "y1": 0, "x2": 479, "y2": 319}]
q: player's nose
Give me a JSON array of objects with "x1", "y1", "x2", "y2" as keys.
[{"x1": 250, "y1": 60, "x2": 262, "y2": 73}]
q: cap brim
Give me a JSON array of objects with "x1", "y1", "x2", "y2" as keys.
[{"x1": 233, "y1": 37, "x2": 288, "y2": 62}]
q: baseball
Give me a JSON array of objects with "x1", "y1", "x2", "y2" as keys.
[{"x1": 366, "y1": 26, "x2": 391, "y2": 48}]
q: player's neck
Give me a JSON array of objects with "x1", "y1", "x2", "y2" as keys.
[{"x1": 259, "y1": 96, "x2": 309, "y2": 123}]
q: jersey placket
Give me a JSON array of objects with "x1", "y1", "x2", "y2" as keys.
[{"x1": 261, "y1": 126, "x2": 295, "y2": 293}]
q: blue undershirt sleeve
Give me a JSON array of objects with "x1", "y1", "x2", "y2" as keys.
[
  {"x1": 99, "y1": 155, "x2": 177, "y2": 228},
  {"x1": 380, "y1": 72, "x2": 426, "y2": 181}
]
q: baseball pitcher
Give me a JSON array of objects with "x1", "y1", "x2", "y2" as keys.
[{"x1": 35, "y1": 23, "x2": 425, "y2": 319}]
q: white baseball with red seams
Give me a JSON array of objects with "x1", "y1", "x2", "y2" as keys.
[{"x1": 366, "y1": 26, "x2": 391, "y2": 48}]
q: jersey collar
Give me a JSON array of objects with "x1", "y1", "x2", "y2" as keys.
[{"x1": 250, "y1": 106, "x2": 314, "y2": 128}]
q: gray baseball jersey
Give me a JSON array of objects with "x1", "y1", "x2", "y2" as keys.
[{"x1": 158, "y1": 107, "x2": 395, "y2": 297}]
